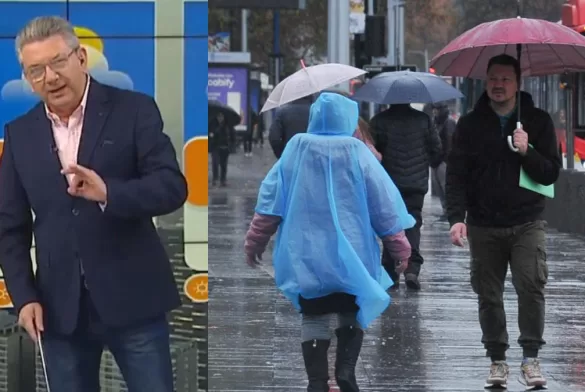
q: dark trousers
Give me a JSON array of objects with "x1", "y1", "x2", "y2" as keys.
[
  {"x1": 382, "y1": 192, "x2": 424, "y2": 280},
  {"x1": 467, "y1": 221, "x2": 548, "y2": 360},
  {"x1": 243, "y1": 131, "x2": 253, "y2": 153},
  {"x1": 42, "y1": 288, "x2": 173, "y2": 392},
  {"x1": 256, "y1": 128, "x2": 264, "y2": 145},
  {"x1": 211, "y1": 148, "x2": 230, "y2": 183}
]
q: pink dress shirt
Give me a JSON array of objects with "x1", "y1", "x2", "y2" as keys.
[{"x1": 45, "y1": 76, "x2": 90, "y2": 184}]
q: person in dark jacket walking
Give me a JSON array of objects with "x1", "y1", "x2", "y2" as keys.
[
  {"x1": 370, "y1": 103, "x2": 443, "y2": 291},
  {"x1": 268, "y1": 95, "x2": 313, "y2": 158},
  {"x1": 432, "y1": 102, "x2": 457, "y2": 217},
  {"x1": 209, "y1": 112, "x2": 236, "y2": 187},
  {"x1": 446, "y1": 54, "x2": 561, "y2": 390}
]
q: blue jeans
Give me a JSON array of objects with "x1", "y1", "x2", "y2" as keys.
[{"x1": 42, "y1": 289, "x2": 174, "y2": 392}]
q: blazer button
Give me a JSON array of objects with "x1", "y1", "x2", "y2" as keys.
[{"x1": 72, "y1": 208, "x2": 80, "y2": 216}]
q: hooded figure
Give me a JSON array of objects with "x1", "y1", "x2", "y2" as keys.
[{"x1": 244, "y1": 92, "x2": 415, "y2": 391}]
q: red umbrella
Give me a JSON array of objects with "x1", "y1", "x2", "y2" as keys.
[{"x1": 430, "y1": 17, "x2": 585, "y2": 79}]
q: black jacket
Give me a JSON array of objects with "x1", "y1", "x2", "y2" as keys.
[
  {"x1": 446, "y1": 91, "x2": 561, "y2": 228},
  {"x1": 268, "y1": 97, "x2": 312, "y2": 158},
  {"x1": 434, "y1": 105, "x2": 457, "y2": 162},
  {"x1": 209, "y1": 120, "x2": 236, "y2": 152},
  {"x1": 371, "y1": 104, "x2": 443, "y2": 195}
]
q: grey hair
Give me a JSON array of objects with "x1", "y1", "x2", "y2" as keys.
[{"x1": 15, "y1": 16, "x2": 79, "y2": 61}]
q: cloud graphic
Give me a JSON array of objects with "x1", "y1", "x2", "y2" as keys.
[
  {"x1": 90, "y1": 69, "x2": 134, "y2": 90},
  {"x1": 1, "y1": 78, "x2": 35, "y2": 101},
  {"x1": 1, "y1": 33, "x2": 135, "y2": 102}
]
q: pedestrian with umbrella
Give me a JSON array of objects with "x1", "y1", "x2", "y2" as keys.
[
  {"x1": 263, "y1": 61, "x2": 367, "y2": 159},
  {"x1": 430, "y1": 3, "x2": 585, "y2": 387},
  {"x1": 208, "y1": 100, "x2": 238, "y2": 187},
  {"x1": 352, "y1": 70, "x2": 463, "y2": 291}
]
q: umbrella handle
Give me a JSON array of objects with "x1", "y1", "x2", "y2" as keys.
[{"x1": 507, "y1": 121, "x2": 522, "y2": 153}]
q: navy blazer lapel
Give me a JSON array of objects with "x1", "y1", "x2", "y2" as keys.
[{"x1": 77, "y1": 79, "x2": 112, "y2": 167}]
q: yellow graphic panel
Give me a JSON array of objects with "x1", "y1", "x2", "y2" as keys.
[
  {"x1": 184, "y1": 272, "x2": 208, "y2": 303},
  {"x1": 183, "y1": 136, "x2": 208, "y2": 272},
  {"x1": 0, "y1": 280, "x2": 12, "y2": 309}
]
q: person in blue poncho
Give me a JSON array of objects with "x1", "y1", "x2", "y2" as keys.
[{"x1": 244, "y1": 92, "x2": 416, "y2": 392}]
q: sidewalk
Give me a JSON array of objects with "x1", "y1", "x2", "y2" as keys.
[{"x1": 208, "y1": 147, "x2": 585, "y2": 392}]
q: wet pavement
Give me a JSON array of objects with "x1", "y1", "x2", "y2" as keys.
[{"x1": 208, "y1": 146, "x2": 585, "y2": 392}]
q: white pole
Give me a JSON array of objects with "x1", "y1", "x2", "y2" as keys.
[{"x1": 241, "y1": 9, "x2": 248, "y2": 52}]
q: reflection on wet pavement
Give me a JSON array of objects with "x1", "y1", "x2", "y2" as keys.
[{"x1": 209, "y1": 148, "x2": 585, "y2": 392}]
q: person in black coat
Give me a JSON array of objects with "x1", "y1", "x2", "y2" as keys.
[{"x1": 209, "y1": 112, "x2": 236, "y2": 187}]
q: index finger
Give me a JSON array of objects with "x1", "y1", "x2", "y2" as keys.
[{"x1": 61, "y1": 164, "x2": 91, "y2": 176}]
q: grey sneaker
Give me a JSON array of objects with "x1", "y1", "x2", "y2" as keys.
[
  {"x1": 520, "y1": 358, "x2": 547, "y2": 389},
  {"x1": 485, "y1": 360, "x2": 509, "y2": 387}
]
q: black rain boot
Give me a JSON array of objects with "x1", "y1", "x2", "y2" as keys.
[
  {"x1": 301, "y1": 339, "x2": 331, "y2": 392},
  {"x1": 405, "y1": 273, "x2": 421, "y2": 291},
  {"x1": 334, "y1": 326, "x2": 364, "y2": 392}
]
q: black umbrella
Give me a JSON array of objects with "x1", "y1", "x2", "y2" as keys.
[{"x1": 208, "y1": 100, "x2": 241, "y2": 127}]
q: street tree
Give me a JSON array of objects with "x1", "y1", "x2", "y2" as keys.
[
  {"x1": 208, "y1": 0, "x2": 328, "y2": 76},
  {"x1": 457, "y1": 0, "x2": 566, "y2": 33},
  {"x1": 403, "y1": 0, "x2": 460, "y2": 70}
]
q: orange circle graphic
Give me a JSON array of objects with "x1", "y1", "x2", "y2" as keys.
[
  {"x1": 0, "y1": 280, "x2": 13, "y2": 308},
  {"x1": 183, "y1": 137, "x2": 208, "y2": 207},
  {"x1": 184, "y1": 273, "x2": 208, "y2": 303}
]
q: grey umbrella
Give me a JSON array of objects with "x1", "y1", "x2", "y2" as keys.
[{"x1": 352, "y1": 70, "x2": 464, "y2": 105}]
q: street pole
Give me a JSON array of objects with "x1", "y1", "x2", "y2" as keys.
[
  {"x1": 327, "y1": 0, "x2": 338, "y2": 63},
  {"x1": 566, "y1": 77, "x2": 575, "y2": 169},
  {"x1": 338, "y1": 0, "x2": 350, "y2": 91},
  {"x1": 399, "y1": 4, "x2": 404, "y2": 65},
  {"x1": 241, "y1": 9, "x2": 248, "y2": 52},
  {"x1": 368, "y1": 0, "x2": 375, "y2": 118},
  {"x1": 273, "y1": 11, "x2": 281, "y2": 85},
  {"x1": 387, "y1": 0, "x2": 395, "y2": 65}
]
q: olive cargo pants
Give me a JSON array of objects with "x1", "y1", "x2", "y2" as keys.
[{"x1": 467, "y1": 221, "x2": 549, "y2": 360}]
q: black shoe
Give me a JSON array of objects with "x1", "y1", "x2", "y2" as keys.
[
  {"x1": 335, "y1": 326, "x2": 364, "y2": 392},
  {"x1": 405, "y1": 273, "x2": 421, "y2": 291},
  {"x1": 301, "y1": 339, "x2": 331, "y2": 392},
  {"x1": 211, "y1": 180, "x2": 217, "y2": 187}
]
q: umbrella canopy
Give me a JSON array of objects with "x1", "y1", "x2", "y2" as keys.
[
  {"x1": 430, "y1": 17, "x2": 585, "y2": 78},
  {"x1": 352, "y1": 70, "x2": 464, "y2": 105},
  {"x1": 208, "y1": 100, "x2": 241, "y2": 127},
  {"x1": 261, "y1": 62, "x2": 366, "y2": 113}
]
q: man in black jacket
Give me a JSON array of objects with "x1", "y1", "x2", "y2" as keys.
[
  {"x1": 370, "y1": 103, "x2": 443, "y2": 291},
  {"x1": 446, "y1": 54, "x2": 561, "y2": 390},
  {"x1": 268, "y1": 95, "x2": 312, "y2": 158}
]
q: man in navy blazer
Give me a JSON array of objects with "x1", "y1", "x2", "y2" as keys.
[{"x1": 0, "y1": 17, "x2": 187, "y2": 391}]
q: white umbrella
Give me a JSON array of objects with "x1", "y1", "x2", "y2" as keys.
[{"x1": 261, "y1": 61, "x2": 366, "y2": 113}]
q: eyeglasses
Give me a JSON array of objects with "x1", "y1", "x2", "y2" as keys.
[{"x1": 25, "y1": 48, "x2": 78, "y2": 83}]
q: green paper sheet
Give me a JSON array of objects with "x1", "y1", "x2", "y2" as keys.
[{"x1": 519, "y1": 144, "x2": 554, "y2": 198}]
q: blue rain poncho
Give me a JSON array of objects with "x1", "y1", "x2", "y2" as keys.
[{"x1": 256, "y1": 92, "x2": 415, "y2": 328}]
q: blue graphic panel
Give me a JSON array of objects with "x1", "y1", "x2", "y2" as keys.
[
  {"x1": 185, "y1": 37, "x2": 208, "y2": 140},
  {"x1": 69, "y1": 2, "x2": 154, "y2": 36},
  {"x1": 0, "y1": 2, "x2": 66, "y2": 37},
  {"x1": 0, "y1": 36, "x2": 154, "y2": 134},
  {"x1": 185, "y1": 1, "x2": 209, "y2": 37}
]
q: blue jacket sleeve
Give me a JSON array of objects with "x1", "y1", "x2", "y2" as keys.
[
  {"x1": 0, "y1": 125, "x2": 37, "y2": 312},
  {"x1": 103, "y1": 95, "x2": 188, "y2": 219}
]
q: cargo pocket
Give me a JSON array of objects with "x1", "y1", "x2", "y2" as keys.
[{"x1": 536, "y1": 245, "x2": 549, "y2": 285}]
